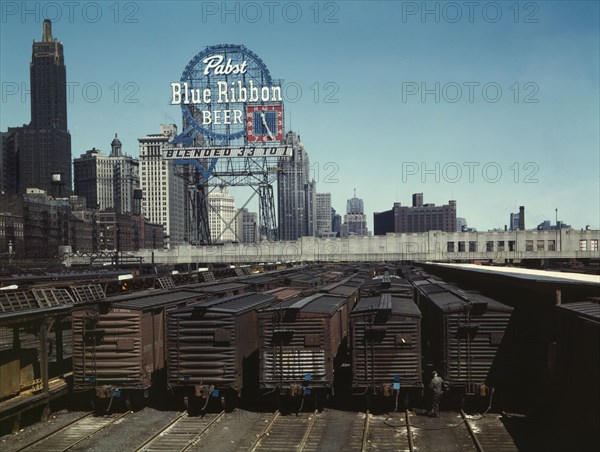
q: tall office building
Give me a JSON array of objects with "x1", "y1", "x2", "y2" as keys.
[
  {"x1": 19, "y1": 20, "x2": 72, "y2": 196},
  {"x1": 315, "y1": 193, "x2": 332, "y2": 236},
  {"x1": 237, "y1": 208, "x2": 259, "y2": 244},
  {"x1": 74, "y1": 134, "x2": 139, "y2": 213},
  {"x1": 343, "y1": 190, "x2": 368, "y2": 236},
  {"x1": 277, "y1": 131, "x2": 315, "y2": 240},
  {"x1": 138, "y1": 124, "x2": 185, "y2": 247},
  {"x1": 208, "y1": 186, "x2": 236, "y2": 242}
]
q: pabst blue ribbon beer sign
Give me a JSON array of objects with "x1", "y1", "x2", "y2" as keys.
[{"x1": 169, "y1": 44, "x2": 284, "y2": 143}]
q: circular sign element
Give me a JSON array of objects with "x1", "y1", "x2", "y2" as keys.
[{"x1": 178, "y1": 44, "x2": 279, "y2": 142}]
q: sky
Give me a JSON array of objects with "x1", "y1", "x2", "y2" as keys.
[{"x1": 1, "y1": 0, "x2": 599, "y2": 231}]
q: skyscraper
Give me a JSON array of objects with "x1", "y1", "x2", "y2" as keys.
[
  {"x1": 315, "y1": 193, "x2": 332, "y2": 236},
  {"x1": 19, "y1": 20, "x2": 72, "y2": 195},
  {"x1": 208, "y1": 185, "x2": 236, "y2": 242},
  {"x1": 236, "y1": 208, "x2": 259, "y2": 244},
  {"x1": 138, "y1": 124, "x2": 185, "y2": 248},
  {"x1": 277, "y1": 131, "x2": 315, "y2": 240},
  {"x1": 343, "y1": 190, "x2": 368, "y2": 236}
]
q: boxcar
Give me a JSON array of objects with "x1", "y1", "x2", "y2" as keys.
[
  {"x1": 416, "y1": 281, "x2": 513, "y2": 397},
  {"x1": 258, "y1": 293, "x2": 351, "y2": 405},
  {"x1": 350, "y1": 293, "x2": 422, "y2": 406},
  {"x1": 553, "y1": 300, "x2": 600, "y2": 434},
  {"x1": 71, "y1": 289, "x2": 207, "y2": 411},
  {"x1": 167, "y1": 292, "x2": 277, "y2": 411}
]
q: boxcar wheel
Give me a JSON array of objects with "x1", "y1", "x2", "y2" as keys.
[
  {"x1": 183, "y1": 396, "x2": 189, "y2": 411},
  {"x1": 220, "y1": 395, "x2": 227, "y2": 411}
]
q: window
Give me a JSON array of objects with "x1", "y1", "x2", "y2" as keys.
[
  {"x1": 537, "y1": 240, "x2": 544, "y2": 251},
  {"x1": 526, "y1": 240, "x2": 534, "y2": 252},
  {"x1": 469, "y1": 241, "x2": 477, "y2": 252},
  {"x1": 458, "y1": 241, "x2": 465, "y2": 252},
  {"x1": 591, "y1": 240, "x2": 598, "y2": 251},
  {"x1": 548, "y1": 240, "x2": 556, "y2": 251},
  {"x1": 579, "y1": 240, "x2": 587, "y2": 251},
  {"x1": 497, "y1": 241, "x2": 505, "y2": 251}
]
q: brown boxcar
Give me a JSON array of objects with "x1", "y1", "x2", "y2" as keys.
[
  {"x1": 350, "y1": 293, "x2": 422, "y2": 406},
  {"x1": 416, "y1": 280, "x2": 513, "y2": 396},
  {"x1": 258, "y1": 293, "x2": 351, "y2": 403},
  {"x1": 167, "y1": 292, "x2": 277, "y2": 411},
  {"x1": 71, "y1": 289, "x2": 207, "y2": 410},
  {"x1": 553, "y1": 300, "x2": 600, "y2": 435}
]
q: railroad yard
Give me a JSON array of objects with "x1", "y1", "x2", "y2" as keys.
[
  {"x1": 0, "y1": 262, "x2": 598, "y2": 451},
  {"x1": 3, "y1": 405, "x2": 521, "y2": 452}
]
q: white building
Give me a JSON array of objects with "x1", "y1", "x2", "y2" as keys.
[
  {"x1": 208, "y1": 185, "x2": 236, "y2": 242},
  {"x1": 73, "y1": 134, "x2": 139, "y2": 213},
  {"x1": 315, "y1": 192, "x2": 332, "y2": 237},
  {"x1": 138, "y1": 124, "x2": 185, "y2": 248}
]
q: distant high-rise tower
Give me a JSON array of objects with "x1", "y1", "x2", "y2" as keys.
[
  {"x1": 343, "y1": 190, "x2": 368, "y2": 236},
  {"x1": 138, "y1": 124, "x2": 185, "y2": 248},
  {"x1": 346, "y1": 188, "x2": 364, "y2": 214},
  {"x1": 19, "y1": 20, "x2": 71, "y2": 195},
  {"x1": 277, "y1": 132, "x2": 315, "y2": 240},
  {"x1": 237, "y1": 208, "x2": 259, "y2": 244},
  {"x1": 315, "y1": 193, "x2": 332, "y2": 236},
  {"x1": 208, "y1": 186, "x2": 236, "y2": 242}
]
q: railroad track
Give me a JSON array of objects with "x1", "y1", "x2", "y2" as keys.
[
  {"x1": 460, "y1": 410, "x2": 518, "y2": 452},
  {"x1": 248, "y1": 409, "x2": 320, "y2": 452},
  {"x1": 135, "y1": 410, "x2": 225, "y2": 452},
  {"x1": 360, "y1": 409, "x2": 414, "y2": 452},
  {"x1": 16, "y1": 411, "x2": 131, "y2": 452}
]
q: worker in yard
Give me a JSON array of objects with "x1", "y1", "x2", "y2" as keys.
[{"x1": 428, "y1": 371, "x2": 444, "y2": 417}]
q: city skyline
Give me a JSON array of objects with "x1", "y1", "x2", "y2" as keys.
[{"x1": 1, "y1": 2, "x2": 598, "y2": 231}]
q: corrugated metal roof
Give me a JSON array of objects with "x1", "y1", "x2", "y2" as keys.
[
  {"x1": 420, "y1": 282, "x2": 513, "y2": 313},
  {"x1": 175, "y1": 292, "x2": 277, "y2": 316},
  {"x1": 113, "y1": 290, "x2": 206, "y2": 310},
  {"x1": 352, "y1": 295, "x2": 421, "y2": 317},
  {"x1": 266, "y1": 287, "x2": 302, "y2": 300},
  {"x1": 557, "y1": 301, "x2": 600, "y2": 322},
  {"x1": 262, "y1": 293, "x2": 347, "y2": 315},
  {"x1": 196, "y1": 282, "x2": 248, "y2": 293}
]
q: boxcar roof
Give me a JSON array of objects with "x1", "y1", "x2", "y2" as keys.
[
  {"x1": 352, "y1": 294, "x2": 421, "y2": 317},
  {"x1": 195, "y1": 282, "x2": 249, "y2": 293},
  {"x1": 261, "y1": 293, "x2": 347, "y2": 315},
  {"x1": 557, "y1": 301, "x2": 600, "y2": 323},
  {"x1": 420, "y1": 282, "x2": 513, "y2": 313},
  {"x1": 113, "y1": 290, "x2": 205, "y2": 310},
  {"x1": 319, "y1": 276, "x2": 363, "y2": 295},
  {"x1": 265, "y1": 287, "x2": 302, "y2": 300},
  {"x1": 178, "y1": 292, "x2": 277, "y2": 315}
]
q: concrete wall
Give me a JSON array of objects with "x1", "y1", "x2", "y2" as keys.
[{"x1": 114, "y1": 229, "x2": 600, "y2": 265}]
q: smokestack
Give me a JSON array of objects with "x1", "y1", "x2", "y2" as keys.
[
  {"x1": 519, "y1": 206, "x2": 525, "y2": 230},
  {"x1": 42, "y1": 19, "x2": 53, "y2": 42}
]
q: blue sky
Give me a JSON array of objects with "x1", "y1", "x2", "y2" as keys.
[{"x1": 1, "y1": 1, "x2": 599, "y2": 230}]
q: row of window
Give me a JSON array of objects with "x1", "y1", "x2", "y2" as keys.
[{"x1": 445, "y1": 239, "x2": 599, "y2": 253}]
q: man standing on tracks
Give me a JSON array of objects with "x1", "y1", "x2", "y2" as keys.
[{"x1": 428, "y1": 371, "x2": 444, "y2": 417}]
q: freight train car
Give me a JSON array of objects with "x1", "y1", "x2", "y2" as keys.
[
  {"x1": 71, "y1": 289, "x2": 207, "y2": 412},
  {"x1": 552, "y1": 300, "x2": 600, "y2": 436},
  {"x1": 350, "y1": 293, "x2": 422, "y2": 409},
  {"x1": 258, "y1": 293, "x2": 352, "y2": 408},
  {"x1": 167, "y1": 292, "x2": 278, "y2": 411},
  {"x1": 416, "y1": 280, "x2": 514, "y2": 400}
]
